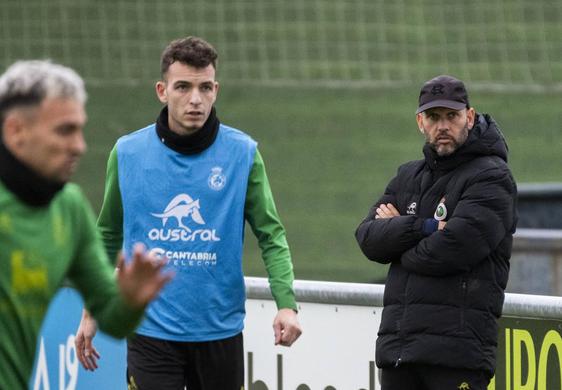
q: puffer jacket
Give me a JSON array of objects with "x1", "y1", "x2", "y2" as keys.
[{"x1": 355, "y1": 114, "x2": 517, "y2": 376}]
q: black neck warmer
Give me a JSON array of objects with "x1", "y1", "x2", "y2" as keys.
[
  {"x1": 0, "y1": 140, "x2": 65, "y2": 207},
  {"x1": 155, "y1": 106, "x2": 220, "y2": 155}
]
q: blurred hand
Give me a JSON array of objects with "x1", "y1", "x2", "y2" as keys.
[
  {"x1": 273, "y1": 308, "x2": 302, "y2": 347},
  {"x1": 117, "y1": 243, "x2": 174, "y2": 308},
  {"x1": 75, "y1": 310, "x2": 100, "y2": 371},
  {"x1": 375, "y1": 203, "x2": 400, "y2": 219}
]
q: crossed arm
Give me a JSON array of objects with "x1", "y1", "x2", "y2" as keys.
[
  {"x1": 356, "y1": 169, "x2": 515, "y2": 277},
  {"x1": 375, "y1": 202, "x2": 445, "y2": 230}
]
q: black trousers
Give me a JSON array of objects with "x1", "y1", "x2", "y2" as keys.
[
  {"x1": 126, "y1": 332, "x2": 244, "y2": 390},
  {"x1": 381, "y1": 363, "x2": 491, "y2": 390}
]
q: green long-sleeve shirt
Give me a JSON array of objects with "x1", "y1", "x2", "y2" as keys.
[
  {"x1": 98, "y1": 146, "x2": 296, "y2": 310},
  {"x1": 0, "y1": 182, "x2": 144, "y2": 389}
]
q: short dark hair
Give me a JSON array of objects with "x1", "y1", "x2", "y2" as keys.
[{"x1": 160, "y1": 36, "x2": 218, "y2": 79}]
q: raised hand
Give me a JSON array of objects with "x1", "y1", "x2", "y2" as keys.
[{"x1": 117, "y1": 243, "x2": 174, "y2": 308}]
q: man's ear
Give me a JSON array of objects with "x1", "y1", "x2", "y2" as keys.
[
  {"x1": 155, "y1": 81, "x2": 167, "y2": 104},
  {"x1": 466, "y1": 107, "x2": 476, "y2": 129},
  {"x1": 416, "y1": 113, "x2": 424, "y2": 134},
  {"x1": 1, "y1": 111, "x2": 26, "y2": 149}
]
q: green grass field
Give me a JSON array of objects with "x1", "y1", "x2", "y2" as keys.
[{"x1": 75, "y1": 84, "x2": 562, "y2": 283}]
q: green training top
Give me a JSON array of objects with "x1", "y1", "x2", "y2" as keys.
[
  {"x1": 98, "y1": 146, "x2": 297, "y2": 310},
  {"x1": 0, "y1": 182, "x2": 144, "y2": 389}
]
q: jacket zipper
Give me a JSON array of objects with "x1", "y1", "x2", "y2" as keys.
[
  {"x1": 460, "y1": 279, "x2": 468, "y2": 329},
  {"x1": 395, "y1": 274, "x2": 410, "y2": 368}
]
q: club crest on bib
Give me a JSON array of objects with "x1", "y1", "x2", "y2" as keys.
[
  {"x1": 208, "y1": 166, "x2": 226, "y2": 191},
  {"x1": 434, "y1": 197, "x2": 447, "y2": 221}
]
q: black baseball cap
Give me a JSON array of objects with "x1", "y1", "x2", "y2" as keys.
[{"x1": 416, "y1": 75, "x2": 469, "y2": 114}]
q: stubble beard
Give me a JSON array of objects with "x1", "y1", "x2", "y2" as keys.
[{"x1": 427, "y1": 121, "x2": 470, "y2": 157}]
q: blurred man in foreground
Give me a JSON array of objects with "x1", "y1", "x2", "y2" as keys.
[
  {"x1": 356, "y1": 75, "x2": 517, "y2": 390},
  {"x1": 0, "y1": 60, "x2": 172, "y2": 389}
]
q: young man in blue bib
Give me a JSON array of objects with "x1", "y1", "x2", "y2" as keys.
[{"x1": 75, "y1": 36, "x2": 302, "y2": 390}]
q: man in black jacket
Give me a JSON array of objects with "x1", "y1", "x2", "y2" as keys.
[{"x1": 356, "y1": 75, "x2": 517, "y2": 390}]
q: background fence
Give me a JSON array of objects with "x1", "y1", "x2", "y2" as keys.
[
  {"x1": 32, "y1": 278, "x2": 562, "y2": 389},
  {"x1": 2, "y1": 0, "x2": 561, "y2": 90}
]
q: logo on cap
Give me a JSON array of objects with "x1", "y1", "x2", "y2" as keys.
[
  {"x1": 431, "y1": 84, "x2": 445, "y2": 95},
  {"x1": 416, "y1": 75, "x2": 469, "y2": 114}
]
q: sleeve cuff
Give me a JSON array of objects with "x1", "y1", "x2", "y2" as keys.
[{"x1": 422, "y1": 218, "x2": 439, "y2": 236}]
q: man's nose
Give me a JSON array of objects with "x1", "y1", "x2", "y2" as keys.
[
  {"x1": 190, "y1": 90, "x2": 202, "y2": 105},
  {"x1": 72, "y1": 131, "x2": 87, "y2": 155},
  {"x1": 436, "y1": 118, "x2": 449, "y2": 131}
]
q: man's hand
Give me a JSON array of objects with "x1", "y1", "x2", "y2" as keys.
[
  {"x1": 273, "y1": 308, "x2": 302, "y2": 347},
  {"x1": 375, "y1": 203, "x2": 400, "y2": 219},
  {"x1": 117, "y1": 243, "x2": 174, "y2": 308},
  {"x1": 75, "y1": 244, "x2": 172, "y2": 371},
  {"x1": 75, "y1": 310, "x2": 100, "y2": 371}
]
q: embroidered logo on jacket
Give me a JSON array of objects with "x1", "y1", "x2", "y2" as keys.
[
  {"x1": 434, "y1": 196, "x2": 447, "y2": 221},
  {"x1": 406, "y1": 202, "x2": 417, "y2": 215}
]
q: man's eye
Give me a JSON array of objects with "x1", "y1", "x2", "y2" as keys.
[{"x1": 56, "y1": 127, "x2": 75, "y2": 136}]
